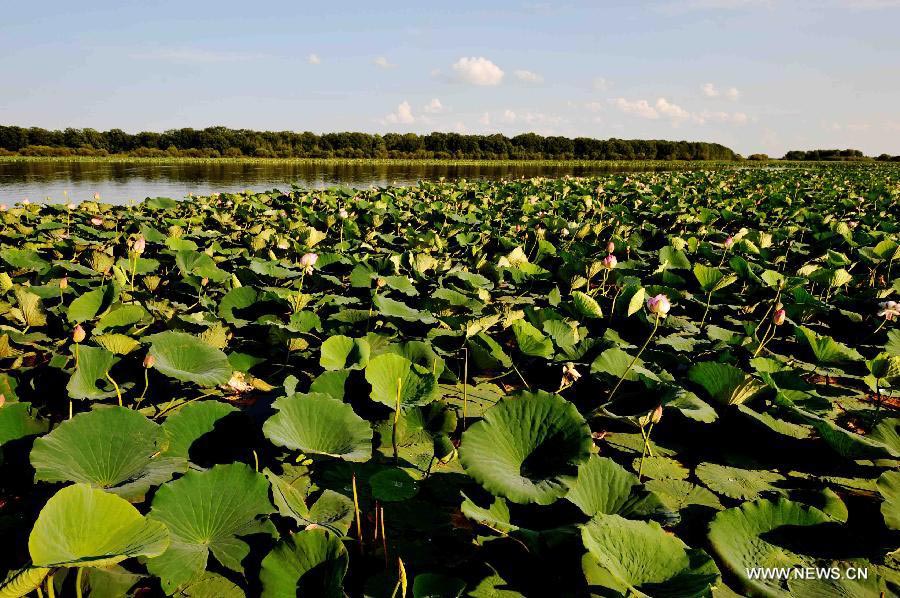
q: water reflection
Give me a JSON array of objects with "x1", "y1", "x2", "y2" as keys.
[{"x1": 0, "y1": 160, "x2": 717, "y2": 205}]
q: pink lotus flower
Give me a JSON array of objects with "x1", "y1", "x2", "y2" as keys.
[
  {"x1": 90, "y1": 217, "x2": 103, "y2": 226},
  {"x1": 132, "y1": 235, "x2": 146, "y2": 254},
  {"x1": 607, "y1": 241, "x2": 615, "y2": 253},
  {"x1": 724, "y1": 236, "x2": 734, "y2": 250},
  {"x1": 646, "y1": 294, "x2": 671, "y2": 316},
  {"x1": 67, "y1": 202, "x2": 76, "y2": 210},
  {"x1": 650, "y1": 404, "x2": 663, "y2": 424},
  {"x1": 22, "y1": 198, "x2": 30, "y2": 206},
  {"x1": 602, "y1": 254, "x2": 617, "y2": 270},
  {"x1": 339, "y1": 208, "x2": 349, "y2": 219},
  {"x1": 73, "y1": 325, "x2": 86, "y2": 343},
  {"x1": 0, "y1": 204, "x2": 7, "y2": 212}
]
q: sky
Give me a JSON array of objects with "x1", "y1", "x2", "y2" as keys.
[{"x1": 1, "y1": 0, "x2": 899, "y2": 157}]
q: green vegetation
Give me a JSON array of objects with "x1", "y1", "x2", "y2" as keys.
[
  {"x1": 0, "y1": 125, "x2": 737, "y2": 160},
  {"x1": 1, "y1": 164, "x2": 900, "y2": 596}
]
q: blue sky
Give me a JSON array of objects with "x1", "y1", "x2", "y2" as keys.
[{"x1": 1, "y1": 0, "x2": 898, "y2": 156}]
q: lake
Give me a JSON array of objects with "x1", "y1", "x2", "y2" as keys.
[{"x1": 0, "y1": 159, "x2": 723, "y2": 205}]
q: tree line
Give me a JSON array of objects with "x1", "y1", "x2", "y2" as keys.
[
  {"x1": 782, "y1": 148, "x2": 900, "y2": 161},
  {"x1": 0, "y1": 126, "x2": 739, "y2": 160}
]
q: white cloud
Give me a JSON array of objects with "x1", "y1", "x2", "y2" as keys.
[
  {"x1": 374, "y1": 56, "x2": 396, "y2": 69},
  {"x1": 423, "y1": 98, "x2": 444, "y2": 113},
  {"x1": 384, "y1": 101, "x2": 415, "y2": 124},
  {"x1": 702, "y1": 83, "x2": 740, "y2": 100},
  {"x1": 479, "y1": 112, "x2": 491, "y2": 125},
  {"x1": 502, "y1": 109, "x2": 518, "y2": 123},
  {"x1": 514, "y1": 69, "x2": 544, "y2": 84},
  {"x1": 307, "y1": 53, "x2": 321, "y2": 65},
  {"x1": 593, "y1": 77, "x2": 611, "y2": 91},
  {"x1": 612, "y1": 97, "x2": 748, "y2": 126},
  {"x1": 656, "y1": 98, "x2": 691, "y2": 123},
  {"x1": 452, "y1": 57, "x2": 504, "y2": 86},
  {"x1": 610, "y1": 98, "x2": 660, "y2": 119}
]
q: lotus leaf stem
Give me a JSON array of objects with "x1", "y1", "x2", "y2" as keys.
[{"x1": 608, "y1": 312, "x2": 660, "y2": 402}]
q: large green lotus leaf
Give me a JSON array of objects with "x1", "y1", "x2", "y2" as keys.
[
  {"x1": 217, "y1": 286, "x2": 259, "y2": 327},
  {"x1": 788, "y1": 566, "x2": 888, "y2": 598},
  {"x1": 175, "y1": 250, "x2": 228, "y2": 282},
  {"x1": 147, "y1": 463, "x2": 275, "y2": 593},
  {"x1": 659, "y1": 246, "x2": 691, "y2": 270},
  {"x1": 794, "y1": 326, "x2": 863, "y2": 364},
  {"x1": 708, "y1": 498, "x2": 834, "y2": 597},
  {"x1": 0, "y1": 567, "x2": 50, "y2": 598},
  {"x1": 459, "y1": 390, "x2": 592, "y2": 505},
  {"x1": 383, "y1": 341, "x2": 447, "y2": 378},
  {"x1": 147, "y1": 331, "x2": 232, "y2": 386},
  {"x1": 565, "y1": 455, "x2": 662, "y2": 517},
  {"x1": 572, "y1": 291, "x2": 603, "y2": 318},
  {"x1": 67, "y1": 345, "x2": 118, "y2": 400},
  {"x1": 265, "y1": 466, "x2": 353, "y2": 534},
  {"x1": 320, "y1": 335, "x2": 370, "y2": 370},
  {"x1": 870, "y1": 417, "x2": 900, "y2": 454},
  {"x1": 644, "y1": 479, "x2": 723, "y2": 512},
  {"x1": 0, "y1": 248, "x2": 50, "y2": 273},
  {"x1": 29, "y1": 483, "x2": 169, "y2": 568},
  {"x1": 259, "y1": 529, "x2": 349, "y2": 598},
  {"x1": 310, "y1": 370, "x2": 350, "y2": 401},
  {"x1": 581, "y1": 514, "x2": 719, "y2": 596},
  {"x1": 510, "y1": 319, "x2": 554, "y2": 358},
  {"x1": 373, "y1": 294, "x2": 437, "y2": 323},
  {"x1": 590, "y1": 347, "x2": 658, "y2": 382},
  {"x1": 263, "y1": 393, "x2": 372, "y2": 461},
  {"x1": 67, "y1": 288, "x2": 107, "y2": 323},
  {"x1": 801, "y1": 410, "x2": 898, "y2": 459},
  {"x1": 877, "y1": 470, "x2": 900, "y2": 530},
  {"x1": 688, "y1": 361, "x2": 763, "y2": 405},
  {"x1": 95, "y1": 304, "x2": 150, "y2": 333},
  {"x1": 81, "y1": 565, "x2": 145, "y2": 598},
  {"x1": 161, "y1": 400, "x2": 238, "y2": 461},
  {"x1": 696, "y1": 463, "x2": 785, "y2": 500},
  {"x1": 0, "y1": 402, "x2": 48, "y2": 446},
  {"x1": 30, "y1": 407, "x2": 183, "y2": 501},
  {"x1": 694, "y1": 264, "x2": 736, "y2": 293},
  {"x1": 177, "y1": 571, "x2": 246, "y2": 597},
  {"x1": 365, "y1": 353, "x2": 438, "y2": 409}
]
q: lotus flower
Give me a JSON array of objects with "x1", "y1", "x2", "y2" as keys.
[
  {"x1": 59, "y1": 277, "x2": 68, "y2": 290},
  {"x1": 650, "y1": 404, "x2": 663, "y2": 424},
  {"x1": 0, "y1": 204, "x2": 7, "y2": 212},
  {"x1": 0, "y1": 394, "x2": 5, "y2": 407},
  {"x1": 561, "y1": 227, "x2": 570, "y2": 237},
  {"x1": 90, "y1": 217, "x2": 103, "y2": 226},
  {"x1": 646, "y1": 294, "x2": 671, "y2": 316},
  {"x1": 724, "y1": 236, "x2": 734, "y2": 249},
  {"x1": 607, "y1": 241, "x2": 615, "y2": 253},
  {"x1": 602, "y1": 254, "x2": 617, "y2": 270},
  {"x1": 93, "y1": 193, "x2": 101, "y2": 200},
  {"x1": 132, "y1": 235, "x2": 146, "y2": 255},
  {"x1": 773, "y1": 308, "x2": 786, "y2": 325},
  {"x1": 72, "y1": 325, "x2": 86, "y2": 344},
  {"x1": 879, "y1": 301, "x2": 900, "y2": 321},
  {"x1": 22, "y1": 198, "x2": 30, "y2": 206},
  {"x1": 300, "y1": 252, "x2": 318, "y2": 274},
  {"x1": 67, "y1": 203, "x2": 76, "y2": 210},
  {"x1": 561, "y1": 362, "x2": 581, "y2": 386},
  {"x1": 339, "y1": 208, "x2": 349, "y2": 219},
  {"x1": 143, "y1": 354, "x2": 155, "y2": 368}
]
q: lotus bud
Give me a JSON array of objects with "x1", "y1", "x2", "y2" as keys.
[
  {"x1": 607, "y1": 241, "x2": 615, "y2": 254},
  {"x1": 0, "y1": 394, "x2": 4, "y2": 408},
  {"x1": 376, "y1": 277, "x2": 387, "y2": 288},
  {"x1": 339, "y1": 208, "x2": 349, "y2": 219},
  {"x1": 144, "y1": 354, "x2": 155, "y2": 368},
  {"x1": 73, "y1": 325, "x2": 86, "y2": 344},
  {"x1": 300, "y1": 252, "x2": 319, "y2": 274},
  {"x1": 0, "y1": 204, "x2": 6, "y2": 212},
  {"x1": 59, "y1": 277, "x2": 68, "y2": 290},
  {"x1": 93, "y1": 193, "x2": 101, "y2": 201},
  {"x1": 90, "y1": 217, "x2": 103, "y2": 226},
  {"x1": 201, "y1": 277, "x2": 209, "y2": 287},
  {"x1": 132, "y1": 235, "x2": 146, "y2": 255},
  {"x1": 602, "y1": 254, "x2": 617, "y2": 270},
  {"x1": 22, "y1": 198, "x2": 30, "y2": 206},
  {"x1": 773, "y1": 309, "x2": 786, "y2": 326},
  {"x1": 650, "y1": 405, "x2": 663, "y2": 424},
  {"x1": 67, "y1": 202, "x2": 76, "y2": 210},
  {"x1": 724, "y1": 236, "x2": 734, "y2": 250},
  {"x1": 646, "y1": 294, "x2": 671, "y2": 316}
]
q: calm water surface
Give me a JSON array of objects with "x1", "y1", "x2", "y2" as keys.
[{"x1": 1, "y1": 160, "x2": 708, "y2": 205}]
